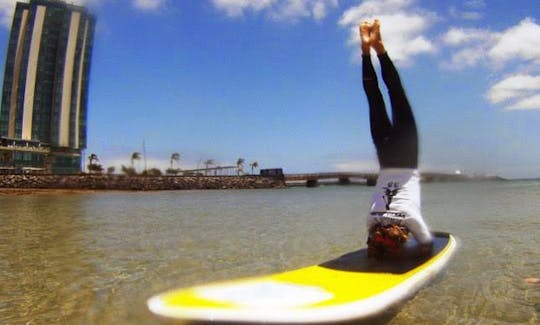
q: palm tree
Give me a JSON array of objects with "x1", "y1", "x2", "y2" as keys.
[
  {"x1": 88, "y1": 153, "x2": 100, "y2": 174},
  {"x1": 131, "y1": 152, "x2": 141, "y2": 171},
  {"x1": 144, "y1": 168, "x2": 162, "y2": 176},
  {"x1": 88, "y1": 163, "x2": 103, "y2": 174},
  {"x1": 170, "y1": 152, "x2": 180, "y2": 169},
  {"x1": 250, "y1": 161, "x2": 259, "y2": 175},
  {"x1": 236, "y1": 158, "x2": 245, "y2": 175},
  {"x1": 88, "y1": 153, "x2": 99, "y2": 165},
  {"x1": 121, "y1": 165, "x2": 137, "y2": 176}
]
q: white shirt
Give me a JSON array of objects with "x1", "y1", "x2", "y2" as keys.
[{"x1": 367, "y1": 168, "x2": 433, "y2": 244}]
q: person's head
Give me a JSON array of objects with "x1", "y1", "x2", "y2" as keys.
[{"x1": 367, "y1": 224, "x2": 410, "y2": 258}]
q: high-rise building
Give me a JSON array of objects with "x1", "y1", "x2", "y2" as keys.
[{"x1": 0, "y1": 0, "x2": 96, "y2": 174}]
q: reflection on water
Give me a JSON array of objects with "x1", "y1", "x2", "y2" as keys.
[
  {"x1": 1, "y1": 182, "x2": 539, "y2": 324},
  {"x1": 1, "y1": 195, "x2": 96, "y2": 324}
]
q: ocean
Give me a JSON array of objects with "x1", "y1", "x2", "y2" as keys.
[{"x1": 1, "y1": 180, "x2": 539, "y2": 324}]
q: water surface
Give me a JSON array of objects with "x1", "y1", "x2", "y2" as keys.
[{"x1": 1, "y1": 181, "x2": 539, "y2": 324}]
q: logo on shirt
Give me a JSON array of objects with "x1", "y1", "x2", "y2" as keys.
[{"x1": 382, "y1": 181, "x2": 401, "y2": 210}]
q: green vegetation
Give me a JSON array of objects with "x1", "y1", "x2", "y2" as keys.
[
  {"x1": 85, "y1": 152, "x2": 261, "y2": 177},
  {"x1": 236, "y1": 158, "x2": 245, "y2": 175},
  {"x1": 131, "y1": 152, "x2": 141, "y2": 171},
  {"x1": 87, "y1": 153, "x2": 103, "y2": 174},
  {"x1": 142, "y1": 168, "x2": 162, "y2": 176},
  {"x1": 250, "y1": 161, "x2": 259, "y2": 175},
  {"x1": 167, "y1": 153, "x2": 181, "y2": 175},
  {"x1": 121, "y1": 165, "x2": 137, "y2": 176}
]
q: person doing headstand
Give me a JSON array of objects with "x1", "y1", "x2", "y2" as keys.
[{"x1": 359, "y1": 20, "x2": 433, "y2": 258}]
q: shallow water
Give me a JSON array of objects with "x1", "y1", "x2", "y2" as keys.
[{"x1": 0, "y1": 181, "x2": 539, "y2": 324}]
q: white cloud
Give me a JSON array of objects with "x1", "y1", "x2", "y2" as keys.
[
  {"x1": 460, "y1": 11, "x2": 482, "y2": 20},
  {"x1": 0, "y1": 0, "x2": 165, "y2": 27},
  {"x1": 440, "y1": 47, "x2": 485, "y2": 70},
  {"x1": 212, "y1": 0, "x2": 275, "y2": 17},
  {"x1": 441, "y1": 19, "x2": 540, "y2": 72},
  {"x1": 312, "y1": 1, "x2": 330, "y2": 21},
  {"x1": 271, "y1": 0, "x2": 338, "y2": 22},
  {"x1": 0, "y1": 0, "x2": 18, "y2": 27},
  {"x1": 339, "y1": 0, "x2": 437, "y2": 65},
  {"x1": 441, "y1": 19, "x2": 540, "y2": 110},
  {"x1": 464, "y1": 0, "x2": 486, "y2": 10},
  {"x1": 212, "y1": 0, "x2": 338, "y2": 22},
  {"x1": 440, "y1": 27, "x2": 497, "y2": 70},
  {"x1": 272, "y1": 0, "x2": 308, "y2": 20},
  {"x1": 333, "y1": 159, "x2": 378, "y2": 173},
  {"x1": 132, "y1": 0, "x2": 168, "y2": 11},
  {"x1": 486, "y1": 74, "x2": 540, "y2": 110},
  {"x1": 442, "y1": 27, "x2": 492, "y2": 46},
  {"x1": 448, "y1": 6, "x2": 483, "y2": 21},
  {"x1": 488, "y1": 18, "x2": 540, "y2": 65},
  {"x1": 487, "y1": 74, "x2": 540, "y2": 104},
  {"x1": 448, "y1": 0, "x2": 485, "y2": 21},
  {"x1": 506, "y1": 94, "x2": 540, "y2": 111}
]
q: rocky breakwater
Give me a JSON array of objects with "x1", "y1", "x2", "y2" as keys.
[{"x1": 0, "y1": 174, "x2": 286, "y2": 191}]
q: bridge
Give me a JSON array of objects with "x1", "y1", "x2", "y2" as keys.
[{"x1": 284, "y1": 172, "x2": 378, "y2": 187}]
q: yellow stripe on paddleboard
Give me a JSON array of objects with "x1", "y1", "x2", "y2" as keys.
[{"x1": 148, "y1": 233, "x2": 457, "y2": 323}]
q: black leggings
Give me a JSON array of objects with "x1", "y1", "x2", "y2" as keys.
[{"x1": 362, "y1": 53, "x2": 418, "y2": 168}]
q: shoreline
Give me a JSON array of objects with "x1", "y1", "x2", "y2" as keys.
[
  {"x1": 0, "y1": 188, "x2": 107, "y2": 196},
  {"x1": 0, "y1": 174, "x2": 286, "y2": 194},
  {"x1": 0, "y1": 172, "x2": 509, "y2": 196}
]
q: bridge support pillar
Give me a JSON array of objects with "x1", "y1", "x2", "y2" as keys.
[
  {"x1": 366, "y1": 176, "x2": 377, "y2": 186},
  {"x1": 338, "y1": 177, "x2": 351, "y2": 185},
  {"x1": 306, "y1": 179, "x2": 319, "y2": 188}
]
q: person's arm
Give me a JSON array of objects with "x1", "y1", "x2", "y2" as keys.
[{"x1": 406, "y1": 218, "x2": 434, "y2": 255}]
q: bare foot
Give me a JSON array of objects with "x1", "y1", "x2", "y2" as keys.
[
  {"x1": 370, "y1": 19, "x2": 386, "y2": 55},
  {"x1": 359, "y1": 21, "x2": 371, "y2": 55}
]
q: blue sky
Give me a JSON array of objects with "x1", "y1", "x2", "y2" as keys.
[{"x1": 1, "y1": 0, "x2": 540, "y2": 178}]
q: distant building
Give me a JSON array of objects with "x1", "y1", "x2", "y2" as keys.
[{"x1": 0, "y1": 0, "x2": 96, "y2": 174}]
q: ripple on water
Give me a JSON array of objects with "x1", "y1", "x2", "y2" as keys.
[{"x1": 1, "y1": 183, "x2": 539, "y2": 324}]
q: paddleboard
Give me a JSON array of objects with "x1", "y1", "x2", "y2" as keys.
[{"x1": 148, "y1": 232, "x2": 457, "y2": 323}]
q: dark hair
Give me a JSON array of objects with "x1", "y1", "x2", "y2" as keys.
[{"x1": 367, "y1": 224, "x2": 410, "y2": 258}]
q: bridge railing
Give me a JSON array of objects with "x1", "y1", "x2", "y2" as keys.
[{"x1": 284, "y1": 172, "x2": 378, "y2": 187}]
